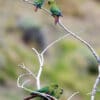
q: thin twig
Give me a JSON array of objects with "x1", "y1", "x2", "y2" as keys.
[
  {"x1": 17, "y1": 73, "x2": 33, "y2": 92},
  {"x1": 19, "y1": 64, "x2": 36, "y2": 79},
  {"x1": 36, "y1": 65, "x2": 43, "y2": 89},
  {"x1": 32, "y1": 48, "x2": 44, "y2": 89},
  {"x1": 23, "y1": 86, "x2": 33, "y2": 93},
  {"x1": 22, "y1": 79, "x2": 31, "y2": 87},
  {"x1": 32, "y1": 48, "x2": 42, "y2": 66},
  {"x1": 41, "y1": 33, "x2": 70, "y2": 55},
  {"x1": 91, "y1": 65, "x2": 100, "y2": 100},
  {"x1": 42, "y1": 7, "x2": 51, "y2": 15},
  {"x1": 67, "y1": 92, "x2": 79, "y2": 100},
  {"x1": 58, "y1": 20, "x2": 100, "y2": 63},
  {"x1": 17, "y1": 73, "x2": 29, "y2": 88}
]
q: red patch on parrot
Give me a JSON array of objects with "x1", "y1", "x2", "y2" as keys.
[
  {"x1": 54, "y1": 16, "x2": 59, "y2": 25},
  {"x1": 34, "y1": 6, "x2": 38, "y2": 12}
]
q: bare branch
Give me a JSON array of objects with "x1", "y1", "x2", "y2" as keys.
[
  {"x1": 22, "y1": 86, "x2": 33, "y2": 93},
  {"x1": 17, "y1": 73, "x2": 34, "y2": 92},
  {"x1": 58, "y1": 20, "x2": 100, "y2": 63},
  {"x1": 17, "y1": 73, "x2": 30, "y2": 88},
  {"x1": 19, "y1": 63, "x2": 36, "y2": 79},
  {"x1": 22, "y1": 79, "x2": 31, "y2": 88},
  {"x1": 91, "y1": 65, "x2": 100, "y2": 100},
  {"x1": 41, "y1": 34, "x2": 70, "y2": 55},
  {"x1": 31, "y1": 48, "x2": 44, "y2": 89},
  {"x1": 32, "y1": 48, "x2": 42, "y2": 66},
  {"x1": 36, "y1": 65, "x2": 43, "y2": 89},
  {"x1": 67, "y1": 92, "x2": 79, "y2": 100},
  {"x1": 42, "y1": 7, "x2": 51, "y2": 15}
]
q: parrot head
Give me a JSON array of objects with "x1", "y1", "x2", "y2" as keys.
[
  {"x1": 48, "y1": 0, "x2": 55, "y2": 5},
  {"x1": 54, "y1": 86, "x2": 63, "y2": 98},
  {"x1": 49, "y1": 84, "x2": 63, "y2": 99}
]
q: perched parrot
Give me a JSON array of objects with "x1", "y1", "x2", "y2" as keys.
[
  {"x1": 48, "y1": 0, "x2": 62, "y2": 24},
  {"x1": 33, "y1": 0, "x2": 45, "y2": 12},
  {"x1": 24, "y1": 84, "x2": 63, "y2": 100}
]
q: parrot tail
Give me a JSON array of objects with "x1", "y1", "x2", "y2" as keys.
[{"x1": 54, "y1": 16, "x2": 59, "y2": 25}]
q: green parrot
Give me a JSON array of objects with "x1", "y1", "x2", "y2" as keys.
[
  {"x1": 24, "y1": 84, "x2": 63, "y2": 100},
  {"x1": 48, "y1": 0, "x2": 62, "y2": 24},
  {"x1": 33, "y1": 0, "x2": 45, "y2": 12}
]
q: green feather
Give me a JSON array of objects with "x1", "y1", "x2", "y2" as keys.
[
  {"x1": 48, "y1": 0, "x2": 62, "y2": 16},
  {"x1": 33, "y1": 0, "x2": 45, "y2": 8},
  {"x1": 35, "y1": 84, "x2": 63, "y2": 99},
  {"x1": 28, "y1": 84, "x2": 63, "y2": 100},
  {"x1": 36, "y1": 86, "x2": 49, "y2": 93}
]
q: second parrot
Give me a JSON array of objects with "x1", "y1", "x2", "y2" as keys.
[
  {"x1": 24, "y1": 84, "x2": 63, "y2": 100},
  {"x1": 48, "y1": 0, "x2": 62, "y2": 24},
  {"x1": 33, "y1": 0, "x2": 45, "y2": 12}
]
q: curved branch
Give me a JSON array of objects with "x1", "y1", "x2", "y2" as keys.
[
  {"x1": 91, "y1": 65, "x2": 100, "y2": 100},
  {"x1": 32, "y1": 48, "x2": 42, "y2": 66},
  {"x1": 58, "y1": 20, "x2": 100, "y2": 63},
  {"x1": 19, "y1": 64, "x2": 36, "y2": 79},
  {"x1": 67, "y1": 92, "x2": 79, "y2": 100},
  {"x1": 22, "y1": 79, "x2": 31, "y2": 87},
  {"x1": 17, "y1": 73, "x2": 30, "y2": 88},
  {"x1": 41, "y1": 33, "x2": 70, "y2": 55},
  {"x1": 17, "y1": 73, "x2": 34, "y2": 92},
  {"x1": 36, "y1": 65, "x2": 43, "y2": 89}
]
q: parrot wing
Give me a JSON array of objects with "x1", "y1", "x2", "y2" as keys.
[
  {"x1": 33, "y1": 0, "x2": 44, "y2": 8},
  {"x1": 36, "y1": 86, "x2": 49, "y2": 93},
  {"x1": 50, "y1": 5, "x2": 62, "y2": 16}
]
